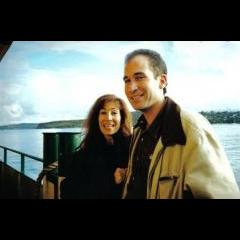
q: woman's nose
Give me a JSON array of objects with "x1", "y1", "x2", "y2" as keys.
[{"x1": 106, "y1": 112, "x2": 113, "y2": 120}]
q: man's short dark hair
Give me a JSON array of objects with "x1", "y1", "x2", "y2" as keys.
[{"x1": 125, "y1": 49, "x2": 168, "y2": 94}]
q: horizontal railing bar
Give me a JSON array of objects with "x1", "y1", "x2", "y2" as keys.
[{"x1": 0, "y1": 145, "x2": 43, "y2": 163}]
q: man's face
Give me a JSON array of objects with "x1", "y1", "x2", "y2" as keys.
[{"x1": 124, "y1": 55, "x2": 165, "y2": 111}]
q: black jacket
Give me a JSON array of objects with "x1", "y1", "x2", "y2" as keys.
[{"x1": 60, "y1": 136, "x2": 130, "y2": 199}]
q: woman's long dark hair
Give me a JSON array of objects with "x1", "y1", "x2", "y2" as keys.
[{"x1": 80, "y1": 94, "x2": 132, "y2": 152}]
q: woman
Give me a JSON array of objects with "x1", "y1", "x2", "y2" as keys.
[{"x1": 60, "y1": 94, "x2": 132, "y2": 199}]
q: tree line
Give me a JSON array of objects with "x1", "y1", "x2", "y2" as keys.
[{"x1": 200, "y1": 111, "x2": 240, "y2": 124}]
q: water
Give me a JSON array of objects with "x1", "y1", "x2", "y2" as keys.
[
  {"x1": 212, "y1": 124, "x2": 240, "y2": 187},
  {"x1": 0, "y1": 125, "x2": 240, "y2": 188}
]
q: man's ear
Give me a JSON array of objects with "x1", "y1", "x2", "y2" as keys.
[{"x1": 159, "y1": 74, "x2": 167, "y2": 89}]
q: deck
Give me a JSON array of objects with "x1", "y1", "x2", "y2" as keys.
[{"x1": 0, "y1": 160, "x2": 43, "y2": 199}]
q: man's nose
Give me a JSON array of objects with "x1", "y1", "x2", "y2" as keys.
[{"x1": 128, "y1": 80, "x2": 138, "y2": 92}]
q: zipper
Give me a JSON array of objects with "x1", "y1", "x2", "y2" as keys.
[{"x1": 147, "y1": 146, "x2": 166, "y2": 196}]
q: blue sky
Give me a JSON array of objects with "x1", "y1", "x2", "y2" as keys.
[{"x1": 0, "y1": 41, "x2": 240, "y2": 126}]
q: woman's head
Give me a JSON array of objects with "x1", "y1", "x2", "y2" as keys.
[
  {"x1": 82, "y1": 94, "x2": 132, "y2": 149},
  {"x1": 98, "y1": 100, "x2": 121, "y2": 140}
]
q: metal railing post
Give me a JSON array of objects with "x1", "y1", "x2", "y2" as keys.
[
  {"x1": 4, "y1": 148, "x2": 7, "y2": 164},
  {"x1": 21, "y1": 154, "x2": 25, "y2": 174}
]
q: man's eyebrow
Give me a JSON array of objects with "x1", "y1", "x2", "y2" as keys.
[
  {"x1": 123, "y1": 72, "x2": 145, "y2": 81},
  {"x1": 134, "y1": 72, "x2": 145, "y2": 76}
]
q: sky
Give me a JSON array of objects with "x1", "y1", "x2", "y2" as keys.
[{"x1": 0, "y1": 41, "x2": 240, "y2": 126}]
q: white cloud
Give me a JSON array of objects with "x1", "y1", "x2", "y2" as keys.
[
  {"x1": 1, "y1": 41, "x2": 240, "y2": 125},
  {"x1": 19, "y1": 67, "x2": 128, "y2": 120},
  {"x1": 19, "y1": 41, "x2": 168, "y2": 64},
  {"x1": 165, "y1": 41, "x2": 240, "y2": 111},
  {"x1": 4, "y1": 103, "x2": 23, "y2": 118}
]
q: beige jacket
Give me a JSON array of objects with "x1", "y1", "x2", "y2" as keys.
[{"x1": 123, "y1": 101, "x2": 240, "y2": 199}]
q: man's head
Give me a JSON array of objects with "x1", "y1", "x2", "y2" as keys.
[{"x1": 123, "y1": 49, "x2": 168, "y2": 112}]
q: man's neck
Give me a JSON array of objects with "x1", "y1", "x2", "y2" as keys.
[{"x1": 143, "y1": 99, "x2": 166, "y2": 128}]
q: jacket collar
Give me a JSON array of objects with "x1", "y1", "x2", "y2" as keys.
[
  {"x1": 161, "y1": 97, "x2": 186, "y2": 146},
  {"x1": 135, "y1": 97, "x2": 186, "y2": 147}
]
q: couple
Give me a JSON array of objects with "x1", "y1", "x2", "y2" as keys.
[{"x1": 60, "y1": 49, "x2": 239, "y2": 199}]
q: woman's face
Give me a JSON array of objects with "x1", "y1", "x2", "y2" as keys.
[{"x1": 98, "y1": 100, "x2": 121, "y2": 139}]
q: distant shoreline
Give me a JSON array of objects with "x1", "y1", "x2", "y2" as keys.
[{"x1": 0, "y1": 111, "x2": 240, "y2": 129}]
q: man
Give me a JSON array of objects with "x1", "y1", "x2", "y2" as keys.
[{"x1": 122, "y1": 49, "x2": 239, "y2": 199}]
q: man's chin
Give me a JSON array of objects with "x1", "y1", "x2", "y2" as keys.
[{"x1": 132, "y1": 105, "x2": 146, "y2": 112}]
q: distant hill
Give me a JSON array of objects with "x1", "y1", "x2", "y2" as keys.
[
  {"x1": 0, "y1": 123, "x2": 39, "y2": 129},
  {"x1": 0, "y1": 111, "x2": 240, "y2": 129},
  {"x1": 38, "y1": 111, "x2": 142, "y2": 128},
  {"x1": 37, "y1": 119, "x2": 84, "y2": 129}
]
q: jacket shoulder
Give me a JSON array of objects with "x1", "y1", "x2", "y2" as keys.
[{"x1": 180, "y1": 108, "x2": 214, "y2": 136}]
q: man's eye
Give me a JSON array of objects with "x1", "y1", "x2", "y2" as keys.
[{"x1": 136, "y1": 76, "x2": 145, "y2": 80}]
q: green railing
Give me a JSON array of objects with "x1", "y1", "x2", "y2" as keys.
[{"x1": 0, "y1": 145, "x2": 43, "y2": 175}]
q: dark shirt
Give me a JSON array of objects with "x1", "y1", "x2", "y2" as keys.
[
  {"x1": 60, "y1": 136, "x2": 130, "y2": 199},
  {"x1": 125, "y1": 99, "x2": 168, "y2": 199}
]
